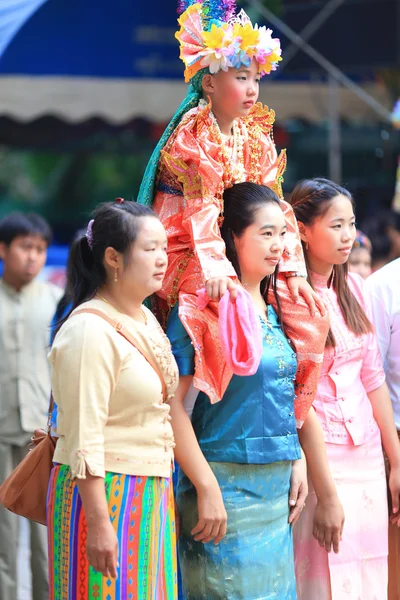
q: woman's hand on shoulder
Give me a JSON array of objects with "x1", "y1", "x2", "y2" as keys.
[
  {"x1": 86, "y1": 517, "x2": 119, "y2": 579},
  {"x1": 192, "y1": 479, "x2": 227, "y2": 545},
  {"x1": 289, "y1": 455, "x2": 308, "y2": 525},
  {"x1": 286, "y1": 276, "x2": 326, "y2": 317},
  {"x1": 313, "y1": 495, "x2": 345, "y2": 554}
]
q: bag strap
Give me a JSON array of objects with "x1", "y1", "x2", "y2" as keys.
[
  {"x1": 46, "y1": 393, "x2": 55, "y2": 436},
  {"x1": 72, "y1": 308, "x2": 167, "y2": 401}
]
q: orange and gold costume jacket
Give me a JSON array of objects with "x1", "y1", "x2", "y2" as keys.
[{"x1": 153, "y1": 101, "x2": 329, "y2": 426}]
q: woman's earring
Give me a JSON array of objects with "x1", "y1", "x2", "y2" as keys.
[
  {"x1": 306, "y1": 242, "x2": 309, "y2": 251},
  {"x1": 114, "y1": 268, "x2": 118, "y2": 283}
]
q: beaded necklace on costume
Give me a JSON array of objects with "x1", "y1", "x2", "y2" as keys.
[{"x1": 199, "y1": 98, "x2": 246, "y2": 186}]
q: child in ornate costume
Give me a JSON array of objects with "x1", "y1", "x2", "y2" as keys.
[{"x1": 138, "y1": 0, "x2": 328, "y2": 426}]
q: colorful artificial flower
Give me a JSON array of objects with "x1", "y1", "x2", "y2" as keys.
[
  {"x1": 202, "y1": 22, "x2": 230, "y2": 50},
  {"x1": 175, "y1": 2, "x2": 282, "y2": 82},
  {"x1": 392, "y1": 99, "x2": 400, "y2": 129},
  {"x1": 233, "y1": 22, "x2": 260, "y2": 56}
]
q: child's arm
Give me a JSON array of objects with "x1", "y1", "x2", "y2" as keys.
[
  {"x1": 279, "y1": 196, "x2": 307, "y2": 275},
  {"x1": 259, "y1": 137, "x2": 325, "y2": 314},
  {"x1": 162, "y1": 146, "x2": 238, "y2": 300},
  {"x1": 259, "y1": 134, "x2": 306, "y2": 275}
]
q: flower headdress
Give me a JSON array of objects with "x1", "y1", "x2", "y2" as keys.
[
  {"x1": 392, "y1": 98, "x2": 400, "y2": 129},
  {"x1": 176, "y1": 1, "x2": 282, "y2": 82},
  {"x1": 353, "y1": 230, "x2": 372, "y2": 252}
]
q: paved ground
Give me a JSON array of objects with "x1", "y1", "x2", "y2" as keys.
[{"x1": 18, "y1": 517, "x2": 32, "y2": 600}]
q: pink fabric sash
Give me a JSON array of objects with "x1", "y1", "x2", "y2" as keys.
[{"x1": 197, "y1": 287, "x2": 262, "y2": 376}]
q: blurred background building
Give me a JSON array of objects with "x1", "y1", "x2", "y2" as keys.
[{"x1": 0, "y1": 0, "x2": 399, "y2": 248}]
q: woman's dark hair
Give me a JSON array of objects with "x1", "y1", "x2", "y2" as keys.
[
  {"x1": 290, "y1": 177, "x2": 373, "y2": 346},
  {"x1": 0, "y1": 211, "x2": 52, "y2": 246},
  {"x1": 221, "y1": 182, "x2": 284, "y2": 322},
  {"x1": 64, "y1": 200, "x2": 157, "y2": 316}
]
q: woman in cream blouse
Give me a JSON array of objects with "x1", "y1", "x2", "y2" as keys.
[{"x1": 47, "y1": 200, "x2": 178, "y2": 600}]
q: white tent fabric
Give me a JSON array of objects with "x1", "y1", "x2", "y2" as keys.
[
  {"x1": 0, "y1": 1, "x2": 392, "y2": 125},
  {"x1": 0, "y1": 75, "x2": 391, "y2": 124}
]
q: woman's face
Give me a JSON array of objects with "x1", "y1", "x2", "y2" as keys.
[
  {"x1": 348, "y1": 247, "x2": 372, "y2": 279},
  {"x1": 120, "y1": 216, "x2": 168, "y2": 299},
  {"x1": 234, "y1": 202, "x2": 286, "y2": 285},
  {"x1": 302, "y1": 194, "x2": 356, "y2": 275}
]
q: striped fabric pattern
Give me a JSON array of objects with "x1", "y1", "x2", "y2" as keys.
[{"x1": 47, "y1": 465, "x2": 177, "y2": 600}]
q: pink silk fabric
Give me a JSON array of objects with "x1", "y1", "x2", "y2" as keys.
[
  {"x1": 197, "y1": 286, "x2": 262, "y2": 377},
  {"x1": 294, "y1": 272, "x2": 388, "y2": 599},
  {"x1": 152, "y1": 101, "x2": 329, "y2": 425},
  {"x1": 310, "y1": 271, "x2": 385, "y2": 445}
]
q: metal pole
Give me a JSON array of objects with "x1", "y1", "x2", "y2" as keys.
[
  {"x1": 280, "y1": 0, "x2": 346, "y2": 72},
  {"x1": 328, "y1": 74, "x2": 342, "y2": 182},
  {"x1": 247, "y1": 0, "x2": 392, "y2": 123},
  {"x1": 397, "y1": 0, "x2": 400, "y2": 66}
]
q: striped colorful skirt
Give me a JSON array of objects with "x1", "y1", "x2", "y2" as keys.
[
  {"x1": 176, "y1": 460, "x2": 297, "y2": 600},
  {"x1": 47, "y1": 464, "x2": 177, "y2": 599}
]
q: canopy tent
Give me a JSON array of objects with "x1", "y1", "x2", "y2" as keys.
[
  {"x1": 0, "y1": 0, "x2": 395, "y2": 127},
  {"x1": 0, "y1": 0, "x2": 397, "y2": 235}
]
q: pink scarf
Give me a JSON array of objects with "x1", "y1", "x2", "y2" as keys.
[{"x1": 197, "y1": 287, "x2": 262, "y2": 376}]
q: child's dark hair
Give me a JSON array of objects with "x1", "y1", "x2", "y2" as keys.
[
  {"x1": 0, "y1": 212, "x2": 52, "y2": 246},
  {"x1": 221, "y1": 182, "x2": 283, "y2": 321},
  {"x1": 290, "y1": 177, "x2": 373, "y2": 346},
  {"x1": 66, "y1": 200, "x2": 157, "y2": 315}
]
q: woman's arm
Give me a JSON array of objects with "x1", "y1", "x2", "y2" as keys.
[
  {"x1": 51, "y1": 316, "x2": 120, "y2": 574},
  {"x1": 368, "y1": 382, "x2": 400, "y2": 523},
  {"x1": 289, "y1": 449, "x2": 308, "y2": 525},
  {"x1": 170, "y1": 375, "x2": 227, "y2": 544},
  {"x1": 298, "y1": 408, "x2": 345, "y2": 553},
  {"x1": 77, "y1": 474, "x2": 118, "y2": 578}
]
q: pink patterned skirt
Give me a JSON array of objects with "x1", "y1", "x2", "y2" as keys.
[{"x1": 294, "y1": 429, "x2": 388, "y2": 599}]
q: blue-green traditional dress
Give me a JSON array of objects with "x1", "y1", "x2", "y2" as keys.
[{"x1": 167, "y1": 304, "x2": 301, "y2": 600}]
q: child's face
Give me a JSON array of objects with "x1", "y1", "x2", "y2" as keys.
[
  {"x1": 0, "y1": 234, "x2": 48, "y2": 286},
  {"x1": 348, "y1": 247, "x2": 372, "y2": 279},
  {"x1": 207, "y1": 60, "x2": 260, "y2": 123}
]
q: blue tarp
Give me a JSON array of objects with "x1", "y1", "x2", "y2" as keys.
[
  {"x1": 0, "y1": 0, "x2": 181, "y2": 79},
  {"x1": 0, "y1": 0, "x2": 48, "y2": 59},
  {"x1": 0, "y1": 1, "x2": 397, "y2": 82}
]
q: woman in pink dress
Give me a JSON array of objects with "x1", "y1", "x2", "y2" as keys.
[{"x1": 291, "y1": 178, "x2": 400, "y2": 600}]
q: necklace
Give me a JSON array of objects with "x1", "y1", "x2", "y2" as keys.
[
  {"x1": 95, "y1": 292, "x2": 148, "y2": 325},
  {"x1": 199, "y1": 98, "x2": 245, "y2": 185}
]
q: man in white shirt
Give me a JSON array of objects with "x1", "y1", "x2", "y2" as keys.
[
  {"x1": 0, "y1": 212, "x2": 62, "y2": 600},
  {"x1": 366, "y1": 258, "x2": 400, "y2": 599}
]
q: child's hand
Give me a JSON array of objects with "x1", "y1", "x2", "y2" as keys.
[
  {"x1": 206, "y1": 277, "x2": 238, "y2": 302},
  {"x1": 287, "y1": 276, "x2": 326, "y2": 317}
]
